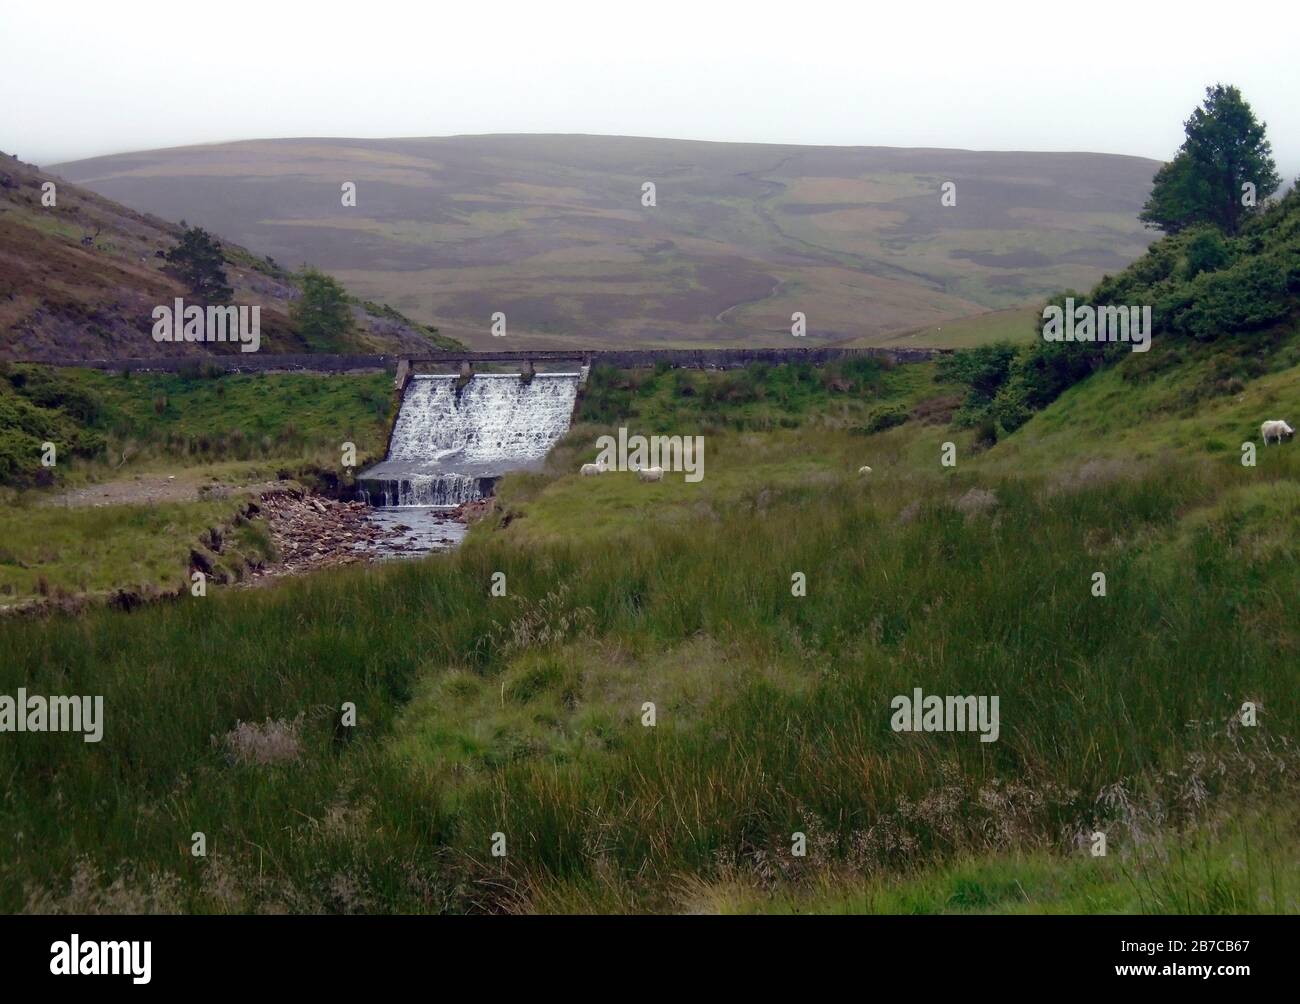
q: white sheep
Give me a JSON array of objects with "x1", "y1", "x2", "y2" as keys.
[
  {"x1": 858, "y1": 465, "x2": 873, "y2": 475},
  {"x1": 637, "y1": 466, "x2": 664, "y2": 482},
  {"x1": 1261, "y1": 420, "x2": 1295, "y2": 445},
  {"x1": 580, "y1": 462, "x2": 605, "y2": 476}
]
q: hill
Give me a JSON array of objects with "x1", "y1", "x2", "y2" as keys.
[
  {"x1": 6, "y1": 137, "x2": 1298, "y2": 916},
  {"x1": 3, "y1": 327, "x2": 1299, "y2": 911},
  {"x1": 934, "y1": 183, "x2": 1300, "y2": 437},
  {"x1": 848, "y1": 304, "x2": 1042, "y2": 350},
  {"x1": 50, "y1": 135, "x2": 1161, "y2": 349},
  {"x1": 0, "y1": 152, "x2": 462, "y2": 360}
]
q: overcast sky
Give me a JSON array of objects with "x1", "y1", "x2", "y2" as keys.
[{"x1": 4, "y1": 0, "x2": 1297, "y2": 175}]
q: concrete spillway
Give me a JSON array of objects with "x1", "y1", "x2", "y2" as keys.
[{"x1": 357, "y1": 372, "x2": 580, "y2": 507}]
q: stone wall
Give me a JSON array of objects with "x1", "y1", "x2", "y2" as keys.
[
  {"x1": 580, "y1": 346, "x2": 946, "y2": 368},
  {"x1": 19, "y1": 344, "x2": 947, "y2": 375}
]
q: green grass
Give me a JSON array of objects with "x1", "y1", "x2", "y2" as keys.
[
  {"x1": 0, "y1": 364, "x2": 396, "y2": 491},
  {"x1": 682, "y1": 807, "x2": 1300, "y2": 915},
  {"x1": 0, "y1": 365, "x2": 394, "y2": 602},
  {"x1": 2, "y1": 340, "x2": 1299, "y2": 912},
  {"x1": 992, "y1": 326, "x2": 1300, "y2": 467},
  {"x1": 70, "y1": 367, "x2": 394, "y2": 466},
  {"x1": 869, "y1": 306, "x2": 1042, "y2": 350},
  {"x1": 576, "y1": 356, "x2": 937, "y2": 432},
  {"x1": 4, "y1": 319, "x2": 1300, "y2": 913},
  {"x1": 0, "y1": 496, "x2": 260, "y2": 604}
]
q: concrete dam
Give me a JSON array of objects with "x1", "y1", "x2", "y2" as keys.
[{"x1": 356, "y1": 371, "x2": 582, "y2": 507}]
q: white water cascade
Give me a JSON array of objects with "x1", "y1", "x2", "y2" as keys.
[{"x1": 358, "y1": 372, "x2": 581, "y2": 507}]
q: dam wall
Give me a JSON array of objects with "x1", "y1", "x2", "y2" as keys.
[{"x1": 23, "y1": 344, "x2": 947, "y2": 375}]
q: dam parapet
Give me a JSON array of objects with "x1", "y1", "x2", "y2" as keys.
[{"x1": 24, "y1": 344, "x2": 946, "y2": 375}]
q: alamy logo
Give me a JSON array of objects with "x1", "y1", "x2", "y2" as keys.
[
  {"x1": 1042, "y1": 297, "x2": 1151, "y2": 353},
  {"x1": 151, "y1": 298, "x2": 261, "y2": 352},
  {"x1": 594, "y1": 428, "x2": 705, "y2": 482},
  {"x1": 890, "y1": 688, "x2": 999, "y2": 742},
  {"x1": 50, "y1": 935, "x2": 151, "y2": 984},
  {"x1": 0, "y1": 689, "x2": 103, "y2": 742}
]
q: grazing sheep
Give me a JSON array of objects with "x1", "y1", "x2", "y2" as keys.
[
  {"x1": 637, "y1": 466, "x2": 664, "y2": 482},
  {"x1": 858, "y1": 465, "x2": 873, "y2": 474},
  {"x1": 580, "y1": 462, "x2": 604, "y2": 476},
  {"x1": 1261, "y1": 420, "x2": 1295, "y2": 445}
]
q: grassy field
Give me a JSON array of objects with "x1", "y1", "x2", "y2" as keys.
[
  {"x1": 993, "y1": 327, "x2": 1300, "y2": 467},
  {"x1": 0, "y1": 497, "x2": 269, "y2": 605},
  {"x1": 0, "y1": 366, "x2": 394, "y2": 604},
  {"x1": 54, "y1": 367, "x2": 394, "y2": 470},
  {"x1": 855, "y1": 305, "x2": 1042, "y2": 350},
  {"x1": 698, "y1": 807, "x2": 1299, "y2": 914},
  {"x1": 2, "y1": 331, "x2": 1297, "y2": 913},
  {"x1": 1, "y1": 365, "x2": 394, "y2": 487}
]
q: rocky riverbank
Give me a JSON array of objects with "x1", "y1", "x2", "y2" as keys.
[
  {"x1": 2, "y1": 483, "x2": 494, "y2": 618},
  {"x1": 253, "y1": 488, "x2": 494, "y2": 575}
]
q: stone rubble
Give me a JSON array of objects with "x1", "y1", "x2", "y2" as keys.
[{"x1": 254, "y1": 489, "x2": 492, "y2": 576}]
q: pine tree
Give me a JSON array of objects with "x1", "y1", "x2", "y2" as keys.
[
  {"x1": 1140, "y1": 84, "x2": 1281, "y2": 235},
  {"x1": 164, "y1": 227, "x2": 234, "y2": 302}
]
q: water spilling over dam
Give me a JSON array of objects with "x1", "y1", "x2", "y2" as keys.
[{"x1": 358, "y1": 372, "x2": 581, "y2": 507}]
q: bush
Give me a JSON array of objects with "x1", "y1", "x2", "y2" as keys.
[
  {"x1": 1159, "y1": 253, "x2": 1297, "y2": 339},
  {"x1": 0, "y1": 375, "x2": 106, "y2": 486},
  {"x1": 943, "y1": 189, "x2": 1300, "y2": 435},
  {"x1": 936, "y1": 342, "x2": 1019, "y2": 426},
  {"x1": 1183, "y1": 226, "x2": 1233, "y2": 278},
  {"x1": 6, "y1": 367, "x2": 102, "y2": 425},
  {"x1": 292, "y1": 268, "x2": 356, "y2": 352},
  {"x1": 864, "y1": 407, "x2": 908, "y2": 433}
]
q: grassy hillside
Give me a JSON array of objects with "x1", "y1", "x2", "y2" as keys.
[
  {"x1": 848, "y1": 305, "x2": 1041, "y2": 350},
  {"x1": 0, "y1": 497, "x2": 272, "y2": 608},
  {"x1": 2, "y1": 333, "x2": 1298, "y2": 912},
  {"x1": 938, "y1": 185, "x2": 1300, "y2": 437},
  {"x1": 0, "y1": 363, "x2": 395, "y2": 488},
  {"x1": 0, "y1": 152, "x2": 461, "y2": 359},
  {"x1": 50, "y1": 136, "x2": 1159, "y2": 349},
  {"x1": 5, "y1": 173, "x2": 1298, "y2": 911},
  {"x1": 0, "y1": 365, "x2": 395, "y2": 606}
]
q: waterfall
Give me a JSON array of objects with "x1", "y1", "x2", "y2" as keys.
[{"x1": 358, "y1": 373, "x2": 580, "y2": 507}]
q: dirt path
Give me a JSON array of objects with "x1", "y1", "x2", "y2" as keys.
[{"x1": 44, "y1": 473, "x2": 282, "y2": 508}]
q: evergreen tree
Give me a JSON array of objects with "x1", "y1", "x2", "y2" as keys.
[
  {"x1": 164, "y1": 226, "x2": 234, "y2": 302},
  {"x1": 1140, "y1": 84, "x2": 1280, "y2": 235}
]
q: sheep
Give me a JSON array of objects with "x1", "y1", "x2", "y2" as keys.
[
  {"x1": 580, "y1": 462, "x2": 604, "y2": 476},
  {"x1": 637, "y1": 466, "x2": 664, "y2": 482},
  {"x1": 858, "y1": 465, "x2": 873, "y2": 475},
  {"x1": 1261, "y1": 420, "x2": 1295, "y2": 445}
]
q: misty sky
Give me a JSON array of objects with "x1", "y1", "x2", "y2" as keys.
[{"x1": 4, "y1": 0, "x2": 1298, "y2": 175}]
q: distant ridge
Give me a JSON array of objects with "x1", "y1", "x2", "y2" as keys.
[{"x1": 51, "y1": 134, "x2": 1160, "y2": 351}]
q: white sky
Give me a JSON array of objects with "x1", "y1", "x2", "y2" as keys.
[{"x1": 3, "y1": 0, "x2": 1298, "y2": 175}]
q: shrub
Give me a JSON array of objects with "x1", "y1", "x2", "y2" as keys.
[
  {"x1": 219, "y1": 715, "x2": 305, "y2": 767},
  {"x1": 936, "y1": 342, "x2": 1019, "y2": 425},
  {"x1": 864, "y1": 407, "x2": 908, "y2": 434},
  {"x1": 1183, "y1": 226, "x2": 1234, "y2": 278},
  {"x1": 1159, "y1": 253, "x2": 1297, "y2": 339},
  {"x1": 292, "y1": 268, "x2": 356, "y2": 352},
  {"x1": 164, "y1": 227, "x2": 233, "y2": 302}
]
